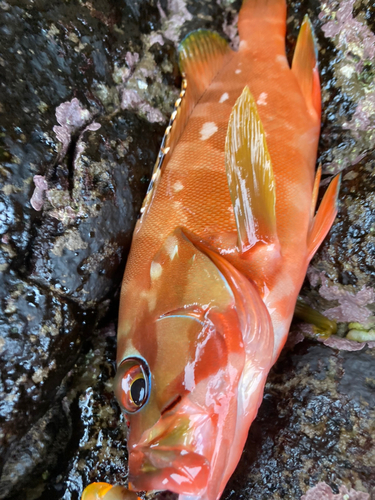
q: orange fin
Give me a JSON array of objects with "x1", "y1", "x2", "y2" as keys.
[
  {"x1": 225, "y1": 86, "x2": 278, "y2": 253},
  {"x1": 138, "y1": 79, "x2": 188, "y2": 222},
  {"x1": 292, "y1": 15, "x2": 321, "y2": 120},
  {"x1": 137, "y1": 31, "x2": 231, "y2": 224},
  {"x1": 307, "y1": 174, "x2": 341, "y2": 261},
  {"x1": 310, "y1": 164, "x2": 322, "y2": 220},
  {"x1": 179, "y1": 29, "x2": 231, "y2": 101}
]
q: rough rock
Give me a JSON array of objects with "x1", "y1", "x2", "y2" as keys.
[{"x1": 1, "y1": 0, "x2": 374, "y2": 499}]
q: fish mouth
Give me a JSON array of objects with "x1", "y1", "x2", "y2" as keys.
[{"x1": 128, "y1": 399, "x2": 215, "y2": 496}]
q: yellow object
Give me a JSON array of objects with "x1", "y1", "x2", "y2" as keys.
[{"x1": 81, "y1": 483, "x2": 113, "y2": 500}]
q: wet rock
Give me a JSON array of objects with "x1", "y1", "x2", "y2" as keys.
[
  {"x1": 0, "y1": 270, "x2": 85, "y2": 498},
  {"x1": 0, "y1": 0, "x2": 167, "y2": 498},
  {"x1": 222, "y1": 342, "x2": 375, "y2": 499},
  {"x1": 1, "y1": 0, "x2": 375, "y2": 499},
  {"x1": 28, "y1": 111, "x2": 164, "y2": 307}
]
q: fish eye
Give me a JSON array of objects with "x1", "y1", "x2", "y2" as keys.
[{"x1": 114, "y1": 357, "x2": 150, "y2": 414}]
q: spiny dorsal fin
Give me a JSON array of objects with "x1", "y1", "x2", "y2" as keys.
[
  {"x1": 307, "y1": 174, "x2": 341, "y2": 261},
  {"x1": 137, "y1": 31, "x2": 231, "y2": 225},
  {"x1": 292, "y1": 15, "x2": 321, "y2": 121},
  {"x1": 138, "y1": 79, "x2": 188, "y2": 222},
  {"x1": 225, "y1": 86, "x2": 278, "y2": 253}
]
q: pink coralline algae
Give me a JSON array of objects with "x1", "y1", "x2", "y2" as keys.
[
  {"x1": 308, "y1": 269, "x2": 374, "y2": 324},
  {"x1": 320, "y1": 0, "x2": 375, "y2": 61},
  {"x1": 30, "y1": 175, "x2": 48, "y2": 211},
  {"x1": 320, "y1": 0, "x2": 375, "y2": 138},
  {"x1": 302, "y1": 482, "x2": 369, "y2": 500},
  {"x1": 322, "y1": 336, "x2": 375, "y2": 351},
  {"x1": 305, "y1": 269, "x2": 375, "y2": 351},
  {"x1": 121, "y1": 89, "x2": 165, "y2": 123},
  {"x1": 53, "y1": 97, "x2": 98, "y2": 155},
  {"x1": 344, "y1": 91, "x2": 375, "y2": 133}
]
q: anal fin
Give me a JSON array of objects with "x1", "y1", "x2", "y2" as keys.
[
  {"x1": 225, "y1": 86, "x2": 278, "y2": 254},
  {"x1": 292, "y1": 15, "x2": 321, "y2": 120},
  {"x1": 307, "y1": 174, "x2": 341, "y2": 261}
]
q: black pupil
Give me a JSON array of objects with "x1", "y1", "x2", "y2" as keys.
[{"x1": 131, "y1": 378, "x2": 146, "y2": 406}]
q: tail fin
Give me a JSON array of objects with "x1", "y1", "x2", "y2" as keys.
[{"x1": 238, "y1": 0, "x2": 287, "y2": 46}]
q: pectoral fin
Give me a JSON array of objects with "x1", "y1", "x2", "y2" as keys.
[
  {"x1": 307, "y1": 174, "x2": 341, "y2": 261},
  {"x1": 292, "y1": 15, "x2": 321, "y2": 120},
  {"x1": 225, "y1": 86, "x2": 278, "y2": 253}
]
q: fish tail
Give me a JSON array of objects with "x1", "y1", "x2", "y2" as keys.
[{"x1": 238, "y1": 0, "x2": 287, "y2": 46}]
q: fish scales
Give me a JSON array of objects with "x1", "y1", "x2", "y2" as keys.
[{"x1": 82, "y1": 1, "x2": 340, "y2": 500}]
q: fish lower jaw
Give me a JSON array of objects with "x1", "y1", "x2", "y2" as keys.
[{"x1": 128, "y1": 448, "x2": 211, "y2": 497}]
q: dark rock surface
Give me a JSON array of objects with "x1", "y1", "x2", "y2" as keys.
[
  {"x1": 223, "y1": 342, "x2": 375, "y2": 499},
  {"x1": 0, "y1": 0, "x2": 374, "y2": 499}
]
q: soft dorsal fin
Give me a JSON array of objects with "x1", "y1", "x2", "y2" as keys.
[
  {"x1": 292, "y1": 15, "x2": 321, "y2": 121},
  {"x1": 307, "y1": 174, "x2": 341, "y2": 261},
  {"x1": 225, "y1": 86, "x2": 278, "y2": 253},
  {"x1": 179, "y1": 29, "x2": 231, "y2": 101},
  {"x1": 137, "y1": 31, "x2": 231, "y2": 225}
]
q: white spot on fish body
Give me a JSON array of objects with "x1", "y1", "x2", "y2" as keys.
[
  {"x1": 235, "y1": 69, "x2": 241, "y2": 74},
  {"x1": 257, "y1": 92, "x2": 267, "y2": 106},
  {"x1": 164, "y1": 235, "x2": 179, "y2": 260},
  {"x1": 150, "y1": 261, "x2": 162, "y2": 281},
  {"x1": 276, "y1": 54, "x2": 288, "y2": 66},
  {"x1": 173, "y1": 180, "x2": 184, "y2": 192},
  {"x1": 219, "y1": 92, "x2": 229, "y2": 103},
  {"x1": 199, "y1": 122, "x2": 218, "y2": 141}
]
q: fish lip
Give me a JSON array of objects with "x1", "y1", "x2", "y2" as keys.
[
  {"x1": 128, "y1": 400, "x2": 215, "y2": 496},
  {"x1": 129, "y1": 447, "x2": 211, "y2": 496}
]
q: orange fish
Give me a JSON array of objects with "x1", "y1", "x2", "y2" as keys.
[{"x1": 82, "y1": 0, "x2": 340, "y2": 499}]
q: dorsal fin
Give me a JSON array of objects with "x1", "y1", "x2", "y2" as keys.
[
  {"x1": 307, "y1": 174, "x2": 341, "y2": 261},
  {"x1": 137, "y1": 31, "x2": 231, "y2": 225},
  {"x1": 179, "y1": 29, "x2": 231, "y2": 101},
  {"x1": 225, "y1": 86, "x2": 278, "y2": 254},
  {"x1": 292, "y1": 15, "x2": 321, "y2": 121}
]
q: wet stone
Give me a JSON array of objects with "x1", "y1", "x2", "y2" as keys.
[
  {"x1": 222, "y1": 342, "x2": 375, "y2": 499},
  {"x1": 1, "y1": 0, "x2": 375, "y2": 499},
  {"x1": 28, "y1": 112, "x2": 164, "y2": 307}
]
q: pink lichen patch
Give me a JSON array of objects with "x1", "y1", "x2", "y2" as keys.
[
  {"x1": 307, "y1": 269, "x2": 374, "y2": 324},
  {"x1": 343, "y1": 90, "x2": 375, "y2": 134},
  {"x1": 320, "y1": 0, "x2": 375, "y2": 61},
  {"x1": 30, "y1": 175, "x2": 48, "y2": 211},
  {"x1": 149, "y1": 33, "x2": 164, "y2": 47},
  {"x1": 121, "y1": 89, "x2": 165, "y2": 123},
  {"x1": 320, "y1": 0, "x2": 375, "y2": 151},
  {"x1": 302, "y1": 482, "x2": 369, "y2": 500},
  {"x1": 321, "y1": 336, "x2": 375, "y2": 351},
  {"x1": 74, "y1": 121, "x2": 101, "y2": 159},
  {"x1": 125, "y1": 51, "x2": 140, "y2": 70},
  {"x1": 53, "y1": 98, "x2": 94, "y2": 154}
]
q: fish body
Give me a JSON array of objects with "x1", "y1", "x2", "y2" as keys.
[{"x1": 83, "y1": 1, "x2": 340, "y2": 500}]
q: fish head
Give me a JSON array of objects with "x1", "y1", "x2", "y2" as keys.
[{"x1": 115, "y1": 229, "x2": 273, "y2": 499}]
